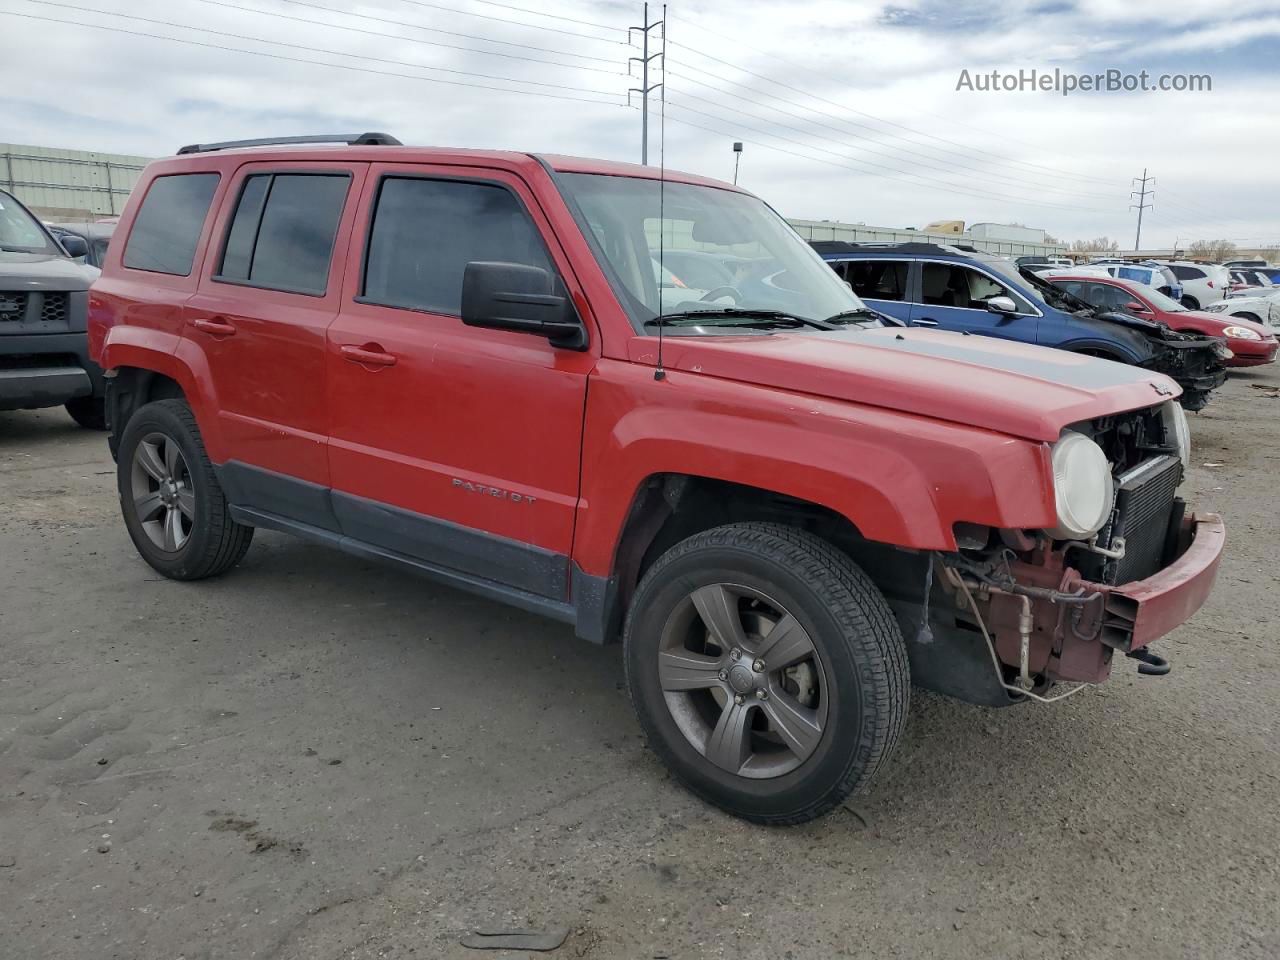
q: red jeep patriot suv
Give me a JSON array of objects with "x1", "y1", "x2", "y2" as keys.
[{"x1": 89, "y1": 134, "x2": 1224, "y2": 824}]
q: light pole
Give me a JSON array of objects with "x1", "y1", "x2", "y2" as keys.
[{"x1": 732, "y1": 141, "x2": 743, "y2": 185}]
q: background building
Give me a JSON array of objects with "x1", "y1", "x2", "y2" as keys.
[
  {"x1": 789, "y1": 217, "x2": 1069, "y2": 257},
  {"x1": 1, "y1": 142, "x2": 151, "y2": 220}
]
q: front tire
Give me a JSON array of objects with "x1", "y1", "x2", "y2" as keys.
[
  {"x1": 117, "y1": 399, "x2": 253, "y2": 580},
  {"x1": 1235, "y1": 312, "x2": 1261, "y2": 324},
  {"x1": 623, "y1": 522, "x2": 909, "y2": 824},
  {"x1": 65, "y1": 396, "x2": 107, "y2": 430}
]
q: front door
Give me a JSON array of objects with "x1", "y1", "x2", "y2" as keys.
[
  {"x1": 909, "y1": 262, "x2": 1040, "y2": 344},
  {"x1": 325, "y1": 163, "x2": 596, "y2": 600},
  {"x1": 186, "y1": 161, "x2": 366, "y2": 518}
]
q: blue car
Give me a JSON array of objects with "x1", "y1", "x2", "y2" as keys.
[{"x1": 810, "y1": 241, "x2": 1227, "y2": 410}]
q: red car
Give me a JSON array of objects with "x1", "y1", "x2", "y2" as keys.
[
  {"x1": 89, "y1": 135, "x2": 1223, "y2": 823},
  {"x1": 1049, "y1": 273, "x2": 1278, "y2": 367}
]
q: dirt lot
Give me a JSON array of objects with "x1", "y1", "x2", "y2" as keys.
[{"x1": 2, "y1": 368, "x2": 1278, "y2": 960}]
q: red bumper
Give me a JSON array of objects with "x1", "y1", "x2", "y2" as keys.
[
  {"x1": 1226, "y1": 337, "x2": 1279, "y2": 366},
  {"x1": 1081, "y1": 513, "x2": 1226, "y2": 650}
]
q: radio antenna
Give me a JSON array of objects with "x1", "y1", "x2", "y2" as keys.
[{"x1": 654, "y1": 3, "x2": 668, "y2": 382}]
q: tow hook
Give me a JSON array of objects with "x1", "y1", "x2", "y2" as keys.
[{"x1": 1126, "y1": 647, "x2": 1171, "y2": 676}]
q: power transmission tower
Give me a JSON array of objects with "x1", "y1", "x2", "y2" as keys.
[
  {"x1": 629, "y1": 3, "x2": 664, "y2": 165},
  {"x1": 1131, "y1": 169, "x2": 1154, "y2": 252}
]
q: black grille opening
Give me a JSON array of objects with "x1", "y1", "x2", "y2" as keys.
[
  {"x1": 0, "y1": 291, "x2": 27, "y2": 322},
  {"x1": 39, "y1": 293, "x2": 69, "y2": 324}
]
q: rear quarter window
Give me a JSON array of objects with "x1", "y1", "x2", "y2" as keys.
[{"x1": 122, "y1": 173, "x2": 220, "y2": 276}]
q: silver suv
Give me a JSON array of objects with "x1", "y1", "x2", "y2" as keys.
[{"x1": 0, "y1": 189, "x2": 106, "y2": 428}]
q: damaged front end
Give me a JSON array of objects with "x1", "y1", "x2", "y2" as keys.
[
  {"x1": 908, "y1": 402, "x2": 1224, "y2": 706},
  {"x1": 1100, "y1": 311, "x2": 1229, "y2": 412}
]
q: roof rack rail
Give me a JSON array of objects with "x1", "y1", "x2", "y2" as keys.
[
  {"x1": 176, "y1": 132, "x2": 402, "y2": 155},
  {"x1": 808, "y1": 240, "x2": 972, "y2": 257}
]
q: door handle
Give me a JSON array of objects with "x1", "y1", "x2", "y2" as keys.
[
  {"x1": 340, "y1": 343, "x2": 397, "y2": 368},
  {"x1": 913, "y1": 317, "x2": 939, "y2": 326},
  {"x1": 192, "y1": 317, "x2": 236, "y2": 337}
]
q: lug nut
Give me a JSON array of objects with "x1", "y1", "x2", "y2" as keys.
[
  {"x1": 730, "y1": 648, "x2": 740, "y2": 659},
  {"x1": 734, "y1": 694, "x2": 745, "y2": 705},
  {"x1": 718, "y1": 670, "x2": 728, "y2": 681},
  {"x1": 755, "y1": 688, "x2": 768, "y2": 700},
  {"x1": 752, "y1": 659, "x2": 765, "y2": 672}
]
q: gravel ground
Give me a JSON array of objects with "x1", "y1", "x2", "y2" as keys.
[{"x1": 2, "y1": 367, "x2": 1278, "y2": 960}]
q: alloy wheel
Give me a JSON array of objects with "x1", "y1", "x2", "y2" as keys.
[
  {"x1": 657, "y1": 583, "x2": 829, "y2": 779},
  {"x1": 130, "y1": 432, "x2": 195, "y2": 552}
]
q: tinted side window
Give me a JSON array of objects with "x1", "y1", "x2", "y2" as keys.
[
  {"x1": 1171, "y1": 265, "x2": 1204, "y2": 281},
  {"x1": 846, "y1": 260, "x2": 908, "y2": 302},
  {"x1": 123, "y1": 173, "x2": 219, "y2": 276},
  {"x1": 362, "y1": 177, "x2": 553, "y2": 315},
  {"x1": 217, "y1": 173, "x2": 349, "y2": 295}
]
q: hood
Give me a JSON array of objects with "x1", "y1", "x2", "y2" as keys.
[
  {"x1": 0, "y1": 251, "x2": 98, "y2": 291},
  {"x1": 629, "y1": 327, "x2": 1178, "y2": 443}
]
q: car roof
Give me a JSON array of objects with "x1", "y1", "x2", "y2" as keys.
[{"x1": 147, "y1": 141, "x2": 745, "y2": 194}]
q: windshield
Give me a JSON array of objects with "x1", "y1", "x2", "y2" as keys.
[
  {"x1": 557, "y1": 173, "x2": 869, "y2": 329},
  {"x1": 0, "y1": 190, "x2": 60, "y2": 255}
]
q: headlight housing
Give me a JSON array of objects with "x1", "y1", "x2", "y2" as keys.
[
  {"x1": 1048, "y1": 431, "x2": 1114, "y2": 540},
  {"x1": 1162, "y1": 398, "x2": 1191, "y2": 470},
  {"x1": 1223, "y1": 325, "x2": 1262, "y2": 340}
]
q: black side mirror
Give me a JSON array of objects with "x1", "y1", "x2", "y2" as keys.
[
  {"x1": 59, "y1": 234, "x2": 89, "y2": 259},
  {"x1": 461, "y1": 261, "x2": 586, "y2": 350}
]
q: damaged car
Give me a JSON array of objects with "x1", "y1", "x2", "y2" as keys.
[{"x1": 814, "y1": 241, "x2": 1228, "y2": 410}]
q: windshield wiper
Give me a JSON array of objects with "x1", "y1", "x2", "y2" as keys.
[
  {"x1": 822, "y1": 307, "x2": 882, "y2": 325},
  {"x1": 646, "y1": 308, "x2": 836, "y2": 330}
]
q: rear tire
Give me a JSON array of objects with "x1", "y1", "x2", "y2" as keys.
[
  {"x1": 65, "y1": 396, "x2": 107, "y2": 430},
  {"x1": 1180, "y1": 295, "x2": 1200, "y2": 310},
  {"x1": 116, "y1": 399, "x2": 253, "y2": 580},
  {"x1": 623, "y1": 522, "x2": 909, "y2": 825},
  {"x1": 1235, "y1": 312, "x2": 1261, "y2": 324}
]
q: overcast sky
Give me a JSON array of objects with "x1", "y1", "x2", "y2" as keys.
[{"x1": 4, "y1": 0, "x2": 1278, "y2": 247}]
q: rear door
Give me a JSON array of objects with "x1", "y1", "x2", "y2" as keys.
[
  {"x1": 909, "y1": 262, "x2": 1040, "y2": 342},
  {"x1": 324, "y1": 163, "x2": 596, "y2": 599},
  {"x1": 837, "y1": 258, "x2": 913, "y2": 323},
  {"x1": 184, "y1": 161, "x2": 366, "y2": 522}
]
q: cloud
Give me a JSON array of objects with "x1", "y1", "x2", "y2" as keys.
[{"x1": 4, "y1": 0, "x2": 1279, "y2": 246}]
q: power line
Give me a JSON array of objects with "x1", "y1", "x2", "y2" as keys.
[
  {"x1": 186, "y1": 0, "x2": 622, "y2": 65},
  {"x1": 664, "y1": 68, "x2": 1127, "y2": 202},
  {"x1": 445, "y1": 0, "x2": 620, "y2": 32},
  {"x1": 383, "y1": 0, "x2": 626, "y2": 43},
  {"x1": 36, "y1": 0, "x2": 625, "y2": 74},
  {"x1": 1, "y1": 11, "x2": 629, "y2": 104},
  {"x1": 675, "y1": 8, "x2": 1126, "y2": 180},
  {"x1": 657, "y1": 102, "x2": 1109, "y2": 213},
  {"x1": 665, "y1": 38, "x2": 1125, "y2": 189}
]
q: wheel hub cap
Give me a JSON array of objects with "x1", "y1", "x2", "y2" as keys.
[{"x1": 656, "y1": 582, "x2": 829, "y2": 780}]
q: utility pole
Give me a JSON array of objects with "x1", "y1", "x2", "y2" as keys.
[
  {"x1": 732, "y1": 141, "x2": 743, "y2": 184},
  {"x1": 629, "y1": 3, "x2": 664, "y2": 165},
  {"x1": 1131, "y1": 168, "x2": 1154, "y2": 252}
]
